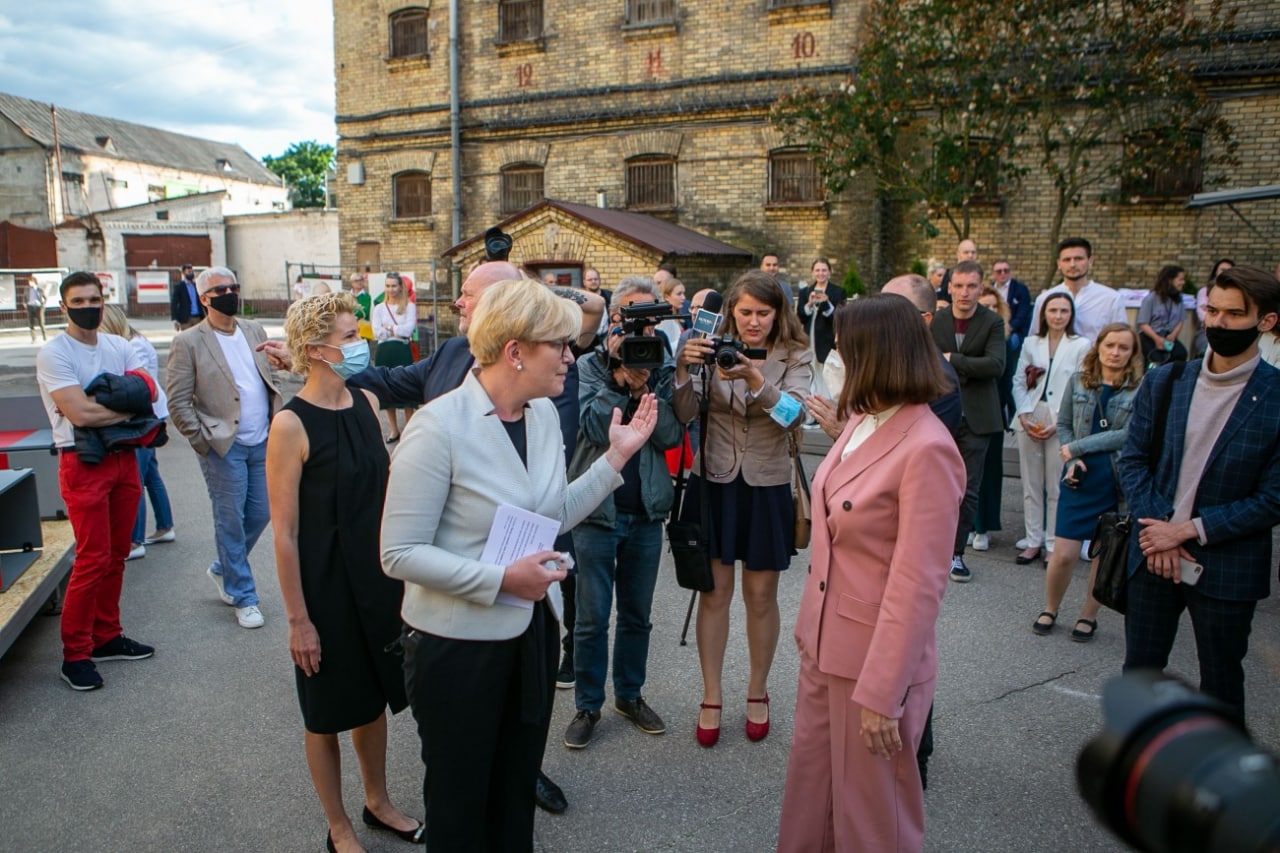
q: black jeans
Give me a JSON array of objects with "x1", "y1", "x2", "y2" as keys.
[{"x1": 952, "y1": 419, "x2": 993, "y2": 554}]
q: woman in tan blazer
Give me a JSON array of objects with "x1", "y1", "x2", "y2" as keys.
[
  {"x1": 778, "y1": 296, "x2": 964, "y2": 853},
  {"x1": 673, "y1": 270, "x2": 813, "y2": 746}
]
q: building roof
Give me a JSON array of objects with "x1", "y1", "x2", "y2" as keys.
[
  {"x1": 0, "y1": 91, "x2": 282, "y2": 186},
  {"x1": 444, "y1": 199, "x2": 752, "y2": 259},
  {"x1": 1185, "y1": 184, "x2": 1280, "y2": 209}
]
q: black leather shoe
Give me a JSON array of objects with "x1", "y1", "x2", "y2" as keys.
[{"x1": 534, "y1": 770, "x2": 568, "y2": 814}]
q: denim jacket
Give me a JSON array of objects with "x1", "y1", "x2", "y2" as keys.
[{"x1": 1056, "y1": 373, "x2": 1138, "y2": 471}]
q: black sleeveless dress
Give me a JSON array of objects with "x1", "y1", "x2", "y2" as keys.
[{"x1": 285, "y1": 391, "x2": 407, "y2": 734}]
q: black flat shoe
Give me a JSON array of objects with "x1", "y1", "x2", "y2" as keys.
[
  {"x1": 1015, "y1": 547, "x2": 1043, "y2": 565},
  {"x1": 1031, "y1": 611, "x2": 1057, "y2": 636},
  {"x1": 535, "y1": 770, "x2": 568, "y2": 814},
  {"x1": 1070, "y1": 618, "x2": 1098, "y2": 643},
  {"x1": 326, "y1": 832, "x2": 336, "y2": 853},
  {"x1": 362, "y1": 806, "x2": 425, "y2": 844}
]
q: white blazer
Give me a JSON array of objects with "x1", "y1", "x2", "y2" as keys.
[
  {"x1": 1011, "y1": 334, "x2": 1090, "y2": 424},
  {"x1": 381, "y1": 370, "x2": 622, "y2": 640}
]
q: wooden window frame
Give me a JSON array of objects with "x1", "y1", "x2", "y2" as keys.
[
  {"x1": 1120, "y1": 128, "x2": 1204, "y2": 201},
  {"x1": 767, "y1": 149, "x2": 823, "y2": 206},
  {"x1": 393, "y1": 171, "x2": 432, "y2": 219},
  {"x1": 500, "y1": 164, "x2": 545, "y2": 214},
  {"x1": 389, "y1": 8, "x2": 430, "y2": 60},
  {"x1": 625, "y1": 0, "x2": 678, "y2": 27},
  {"x1": 498, "y1": 0, "x2": 543, "y2": 44},
  {"x1": 625, "y1": 155, "x2": 676, "y2": 211}
]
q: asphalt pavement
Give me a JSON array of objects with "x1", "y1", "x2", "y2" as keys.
[{"x1": 0, "y1": 322, "x2": 1276, "y2": 852}]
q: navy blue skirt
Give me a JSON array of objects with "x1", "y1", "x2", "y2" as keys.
[
  {"x1": 1054, "y1": 452, "x2": 1118, "y2": 541},
  {"x1": 680, "y1": 473, "x2": 795, "y2": 571}
]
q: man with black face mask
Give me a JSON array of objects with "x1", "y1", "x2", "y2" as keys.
[
  {"x1": 37, "y1": 271, "x2": 158, "y2": 690},
  {"x1": 170, "y1": 263, "x2": 204, "y2": 331},
  {"x1": 166, "y1": 267, "x2": 281, "y2": 630},
  {"x1": 1118, "y1": 265, "x2": 1280, "y2": 725}
]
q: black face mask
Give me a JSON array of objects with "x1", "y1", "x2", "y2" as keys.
[
  {"x1": 208, "y1": 292, "x2": 239, "y2": 317},
  {"x1": 1205, "y1": 325, "x2": 1260, "y2": 358},
  {"x1": 184, "y1": 273, "x2": 194, "y2": 281},
  {"x1": 66, "y1": 305, "x2": 103, "y2": 331}
]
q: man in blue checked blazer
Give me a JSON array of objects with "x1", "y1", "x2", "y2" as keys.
[{"x1": 1117, "y1": 265, "x2": 1280, "y2": 722}]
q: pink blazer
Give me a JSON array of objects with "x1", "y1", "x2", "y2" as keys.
[{"x1": 793, "y1": 403, "x2": 965, "y2": 719}]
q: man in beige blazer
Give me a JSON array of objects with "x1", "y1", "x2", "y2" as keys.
[{"x1": 166, "y1": 267, "x2": 281, "y2": 629}]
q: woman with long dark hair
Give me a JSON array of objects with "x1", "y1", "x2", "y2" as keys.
[
  {"x1": 371, "y1": 272, "x2": 416, "y2": 441},
  {"x1": 1138, "y1": 264, "x2": 1189, "y2": 366}
]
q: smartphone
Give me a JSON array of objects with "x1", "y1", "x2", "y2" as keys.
[{"x1": 1179, "y1": 558, "x2": 1204, "y2": 586}]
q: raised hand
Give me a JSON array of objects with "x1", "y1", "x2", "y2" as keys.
[{"x1": 605, "y1": 393, "x2": 658, "y2": 469}]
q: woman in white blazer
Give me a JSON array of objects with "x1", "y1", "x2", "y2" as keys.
[
  {"x1": 381, "y1": 278, "x2": 655, "y2": 853},
  {"x1": 1011, "y1": 293, "x2": 1090, "y2": 563}
]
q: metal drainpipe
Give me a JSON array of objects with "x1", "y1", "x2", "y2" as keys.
[{"x1": 449, "y1": 0, "x2": 461, "y2": 248}]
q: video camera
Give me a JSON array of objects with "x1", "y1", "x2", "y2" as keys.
[
  {"x1": 1077, "y1": 671, "x2": 1280, "y2": 852},
  {"x1": 705, "y1": 335, "x2": 767, "y2": 370},
  {"x1": 611, "y1": 302, "x2": 688, "y2": 370}
]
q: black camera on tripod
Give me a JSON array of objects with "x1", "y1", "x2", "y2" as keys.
[
  {"x1": 610, "y1": 302, "x2": 688, "y2": 370},
  {"x1": 706, "y1": 335, "x2": 767, "y2": 370}
]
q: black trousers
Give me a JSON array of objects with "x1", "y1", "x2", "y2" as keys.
[
  {"x1": 403, "y1": 604, "x2": 558, "y2": 853},
  {"x1": 1123, "y1": 567, "x2": 1257, "y2": 723},
  {"x1": 953, "y1": 419, "x2": 993, "y2": 554}
]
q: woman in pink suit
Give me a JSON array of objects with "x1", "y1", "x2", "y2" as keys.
[{"x1": 778, "y1": 296, "x2": 965, "y2": 853}]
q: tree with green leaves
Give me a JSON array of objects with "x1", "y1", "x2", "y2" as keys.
[
  {"x1": 263, "y1": 141, "x2": 334, "y2": 208},
  {"x1": 773, "y1": 0, "x2": 1237, "y2": 284}
]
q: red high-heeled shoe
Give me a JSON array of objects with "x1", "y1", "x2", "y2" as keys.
[
  {"x1": 696, "y1": 703, "x2": 722, "y2": 748},
  {"x1": 746, "y1": 694, "x2": 770, "y2": 742}
]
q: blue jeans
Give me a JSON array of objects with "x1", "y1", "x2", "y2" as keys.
[
  {"x1": 570, "y1": 513, "x2": 663, "y2": 713},
  {"x1": 198, "y1": 440, "x2": 269, "y2": 607},
  {"x1": 132, "y1": 446, "x2": 174, "y2": 544}
]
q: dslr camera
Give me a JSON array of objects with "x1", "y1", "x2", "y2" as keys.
[
  {"x1": 706, "y1": 335, "x2": 767, "y2": 370},
  {"x1": 1078, "y1": 671, "x2": 1280, "y2": 852},
  {"x1": 611, "y1": 302, "x2": 688, "y2": 370}
]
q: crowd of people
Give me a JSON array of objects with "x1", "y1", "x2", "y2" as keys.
[{"x1": 29, "y1": 237, "x2": 1280, "y2": 852}]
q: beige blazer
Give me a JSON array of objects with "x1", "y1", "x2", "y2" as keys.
[
  {"x1": 672, "y1": 342, "x2": 813, "y2": 487},
  {"x1": 165, "y1": 318, "x2": 281, "y2": 457}
]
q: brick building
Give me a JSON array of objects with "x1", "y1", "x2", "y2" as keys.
[{"x1": 333, "y1": 1, "x2": 1280, "y2": 298}]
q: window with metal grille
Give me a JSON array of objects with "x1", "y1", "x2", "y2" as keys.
[
  {"x1": 390, "y1": 8, "x2": 429, "y2": 59},
  {"x1": 500, "y1": 165, "x2": 545, "y2": 214},
  {"x1": 767, "y1": 150, "x2": 822, "y2": 204},
  {"x1": 626, "y1": 156, "x2": 676, "y2": 210},
  {"x1": 1121, "y1": 129, "x2": 1204, "y2": 199},
  {"x1": 394, "y1": 171, "x2": 431, "y2": 218},
  {"x1": 498, "y1": 0, "x2": 543, "y2": 43},
  {"x1": 626, "y1": 0, "x2": 677, "y2": 26}
]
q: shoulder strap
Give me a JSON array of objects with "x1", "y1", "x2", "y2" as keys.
[{"x1": 1150, "y1": 360, "x2": 1186, "y2": 454}]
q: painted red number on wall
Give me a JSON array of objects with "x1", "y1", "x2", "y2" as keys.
[
  {"x1": 792, "y1": 32, "x2": 816, "y2": 59},
  {"x1": 516, "y1": 63, "x2": 533, "y2": 87}
]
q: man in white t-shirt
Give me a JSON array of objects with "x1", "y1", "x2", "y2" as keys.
[
  {"x1": 1030, "y1": 238, "x2": 1128, "y2": 342},
  {"x1": 166, "y1": 267, "x2": 281, "y2": 629},
  {"x1": 36, "y1": 271, "x2": 158, "y2": 691}
]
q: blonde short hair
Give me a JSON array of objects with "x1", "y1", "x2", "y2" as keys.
[
  {"x1": 468, "y1": 279, "x2": 579, "y2": 367},
  {"x1": 100, "y1": 304, "x2": 134, "y2": 338},
  {"x1": 284, "y1": 292, "x2": 357, "y2": 376}
]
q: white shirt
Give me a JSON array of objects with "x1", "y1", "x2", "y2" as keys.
[
  {"x1": 36, "y1": 332, "x2": 143, "y2": 447},
  {"x1": 213, "y1": 326, "x2": 271, "y2": 445},
  {"x1": 129, "y1": 334, "x2": 169, "y2": 420},
  {"x1": 373, "y1": 301, "x2": 416, "y2": 341},
  {"x1": 1030, "y1": 280, "x2": 1127, "y2": 342},
  {"x1": 840, "y1": 404, "x2": 903, "y2": 461}
]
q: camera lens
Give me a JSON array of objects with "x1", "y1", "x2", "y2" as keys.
[{"x1": 715, "y1": 348, "x2": 740, "y2": 371}]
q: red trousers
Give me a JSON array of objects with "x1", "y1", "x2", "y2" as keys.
[{"x1": 58, "y1": 450, "x2": 141, "y2": 661}]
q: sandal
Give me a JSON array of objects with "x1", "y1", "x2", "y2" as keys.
[
  {"x1": 1070, "y1": 619, "x2": 1098, "y2": 643},
  {"x1": 1015, "y1": 547, "x2": 1043, "y2": 565},
  {"x1": 1031, "y1": 611, "x2": 1057, "y2": 636}
]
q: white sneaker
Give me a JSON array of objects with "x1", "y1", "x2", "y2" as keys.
[
  {"x1": 126, "y1": 544, "x2": 146, "y2": 561},
  {"x1": 235, "y1": 605, "x2": 264, "y2": 629},
  {"x1": 207, "y1": 566, "x2": 235, "y2": 606},
  {"x1": 1079, "y1": 540, "x2": 1091, "y2": 559},
  {"x1": 972, "y1": 533, "x2": 990, "y2": 552},
  {"x1": 1015, "y1": 538, "x2": 1030, "y2": 550},
  {"x1": 965, "y1": 532, "x2": 975, "y2": 546},
  {"x1": 144, "y1": 528, "x2": 176, "y2": 544}
]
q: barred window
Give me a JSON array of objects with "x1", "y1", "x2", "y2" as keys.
[
  {"x1": 626, "y1": 0, "x2": 677, "y2": 26},
  {"x1": 1121, "y1": 129, "x2": 1204, "y2": 199},
  {"x1": 500, "y1": 164, "x2": 545, "y2": 214},
  {"x1": 394, "y1": 171, "x2": 431, "y2": 218},
  {"x1": 498, "y1": 0, "x2": 543, "y2": 43},
  {"x1": 626, "y1": 156, "x2": 676, "y2": 210},
  {"x1": 390, "y1": 8, "x2": 429, "y2": 59},
  {"x1": 767, "y1": 150, "x2": 822, "y2": 204}
]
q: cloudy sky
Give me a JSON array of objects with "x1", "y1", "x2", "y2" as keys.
[{"x1": 0, "y1": 1, "x2": 336, "y2": 160}]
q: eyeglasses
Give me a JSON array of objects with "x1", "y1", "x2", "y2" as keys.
[
  {"x1": 993, "y1": 268, "x2": 1011, "y2": 274},
  {"x1": 538, "y1": 339, "x2": 574, "y2": 357},
  {"x1": 208, "y1": 283, "x2": 240, "y2": 296}
]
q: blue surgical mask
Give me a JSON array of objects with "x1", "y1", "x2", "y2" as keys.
[{"x1": 321, "y1": 340, "x2": 370, "y2": 379}]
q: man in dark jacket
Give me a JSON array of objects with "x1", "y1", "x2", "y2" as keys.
[{"x1": 170, "y1": 264, "x2": 203, "y2": 330}]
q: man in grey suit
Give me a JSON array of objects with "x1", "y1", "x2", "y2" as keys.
[
  {"x1": 167, "y1": 267, "x2": 281, "y2": 629},
  {"x1": 930, "y1": 260, "x2": 1006, "y2": 582}
]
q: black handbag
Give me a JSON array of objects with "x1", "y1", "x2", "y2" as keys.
[
  {"x1": 667, "y1": 397, "x2": 714, "y2": 593},
  {"x1": 1089, "y1": 361, "x2": 1185, "y2": 613}
]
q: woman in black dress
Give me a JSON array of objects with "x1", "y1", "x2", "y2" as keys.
[
  {"x1": 267, "y1": 293, "x2": 423, "y2": 853},
  {"x1": 797, "y1": 257, "x2": 846, "y2": 367}
]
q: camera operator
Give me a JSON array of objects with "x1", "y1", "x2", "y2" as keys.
[
  {"x1": 673, "y1": 269, "x2": 813, "y2": 747},
  {"x1": 562, "y1": 277, "x2": 683, "y2": 749}
]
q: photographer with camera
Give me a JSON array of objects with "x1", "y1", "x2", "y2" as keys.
[
  {"x1": 562, "y1": 277, "x2": 684, "y2": 749},
  {"x1": 673, "y1": 270, "x2": 813, "y2": 747}
]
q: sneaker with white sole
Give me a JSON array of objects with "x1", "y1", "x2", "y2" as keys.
[
  {"x1": 972, "y1": 533, "x2": 990, "y2": 551},
  {"x1": 90, "y1": 635, "x2": 155, "y2": 661},
  {"x1": 949, "y1": 555, "x2": 972, "y2": 583},
  {"x1": 144, "y1": 529, "x2": 176, "y2": 545},
  {"x1": 126, "y1": 543, "x2": 146, "y2": 561},
  {"x1": 60, "y1": 659, "x2": 104, "y2": 691},
  {"x1": 235, "y1": 605, "x2": 264, "y2": 629},
  {"x1": 207, "y1": 566, "x2": 235, "y2": 606}
]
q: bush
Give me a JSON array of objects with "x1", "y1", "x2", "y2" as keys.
[{"x1": 842, "y1": 260, "x2": 866, "y2": 297}]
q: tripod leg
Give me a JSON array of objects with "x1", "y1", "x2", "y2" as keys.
[{"x1": 679, "y1": 589, "x2": 698, "y2": 646}]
